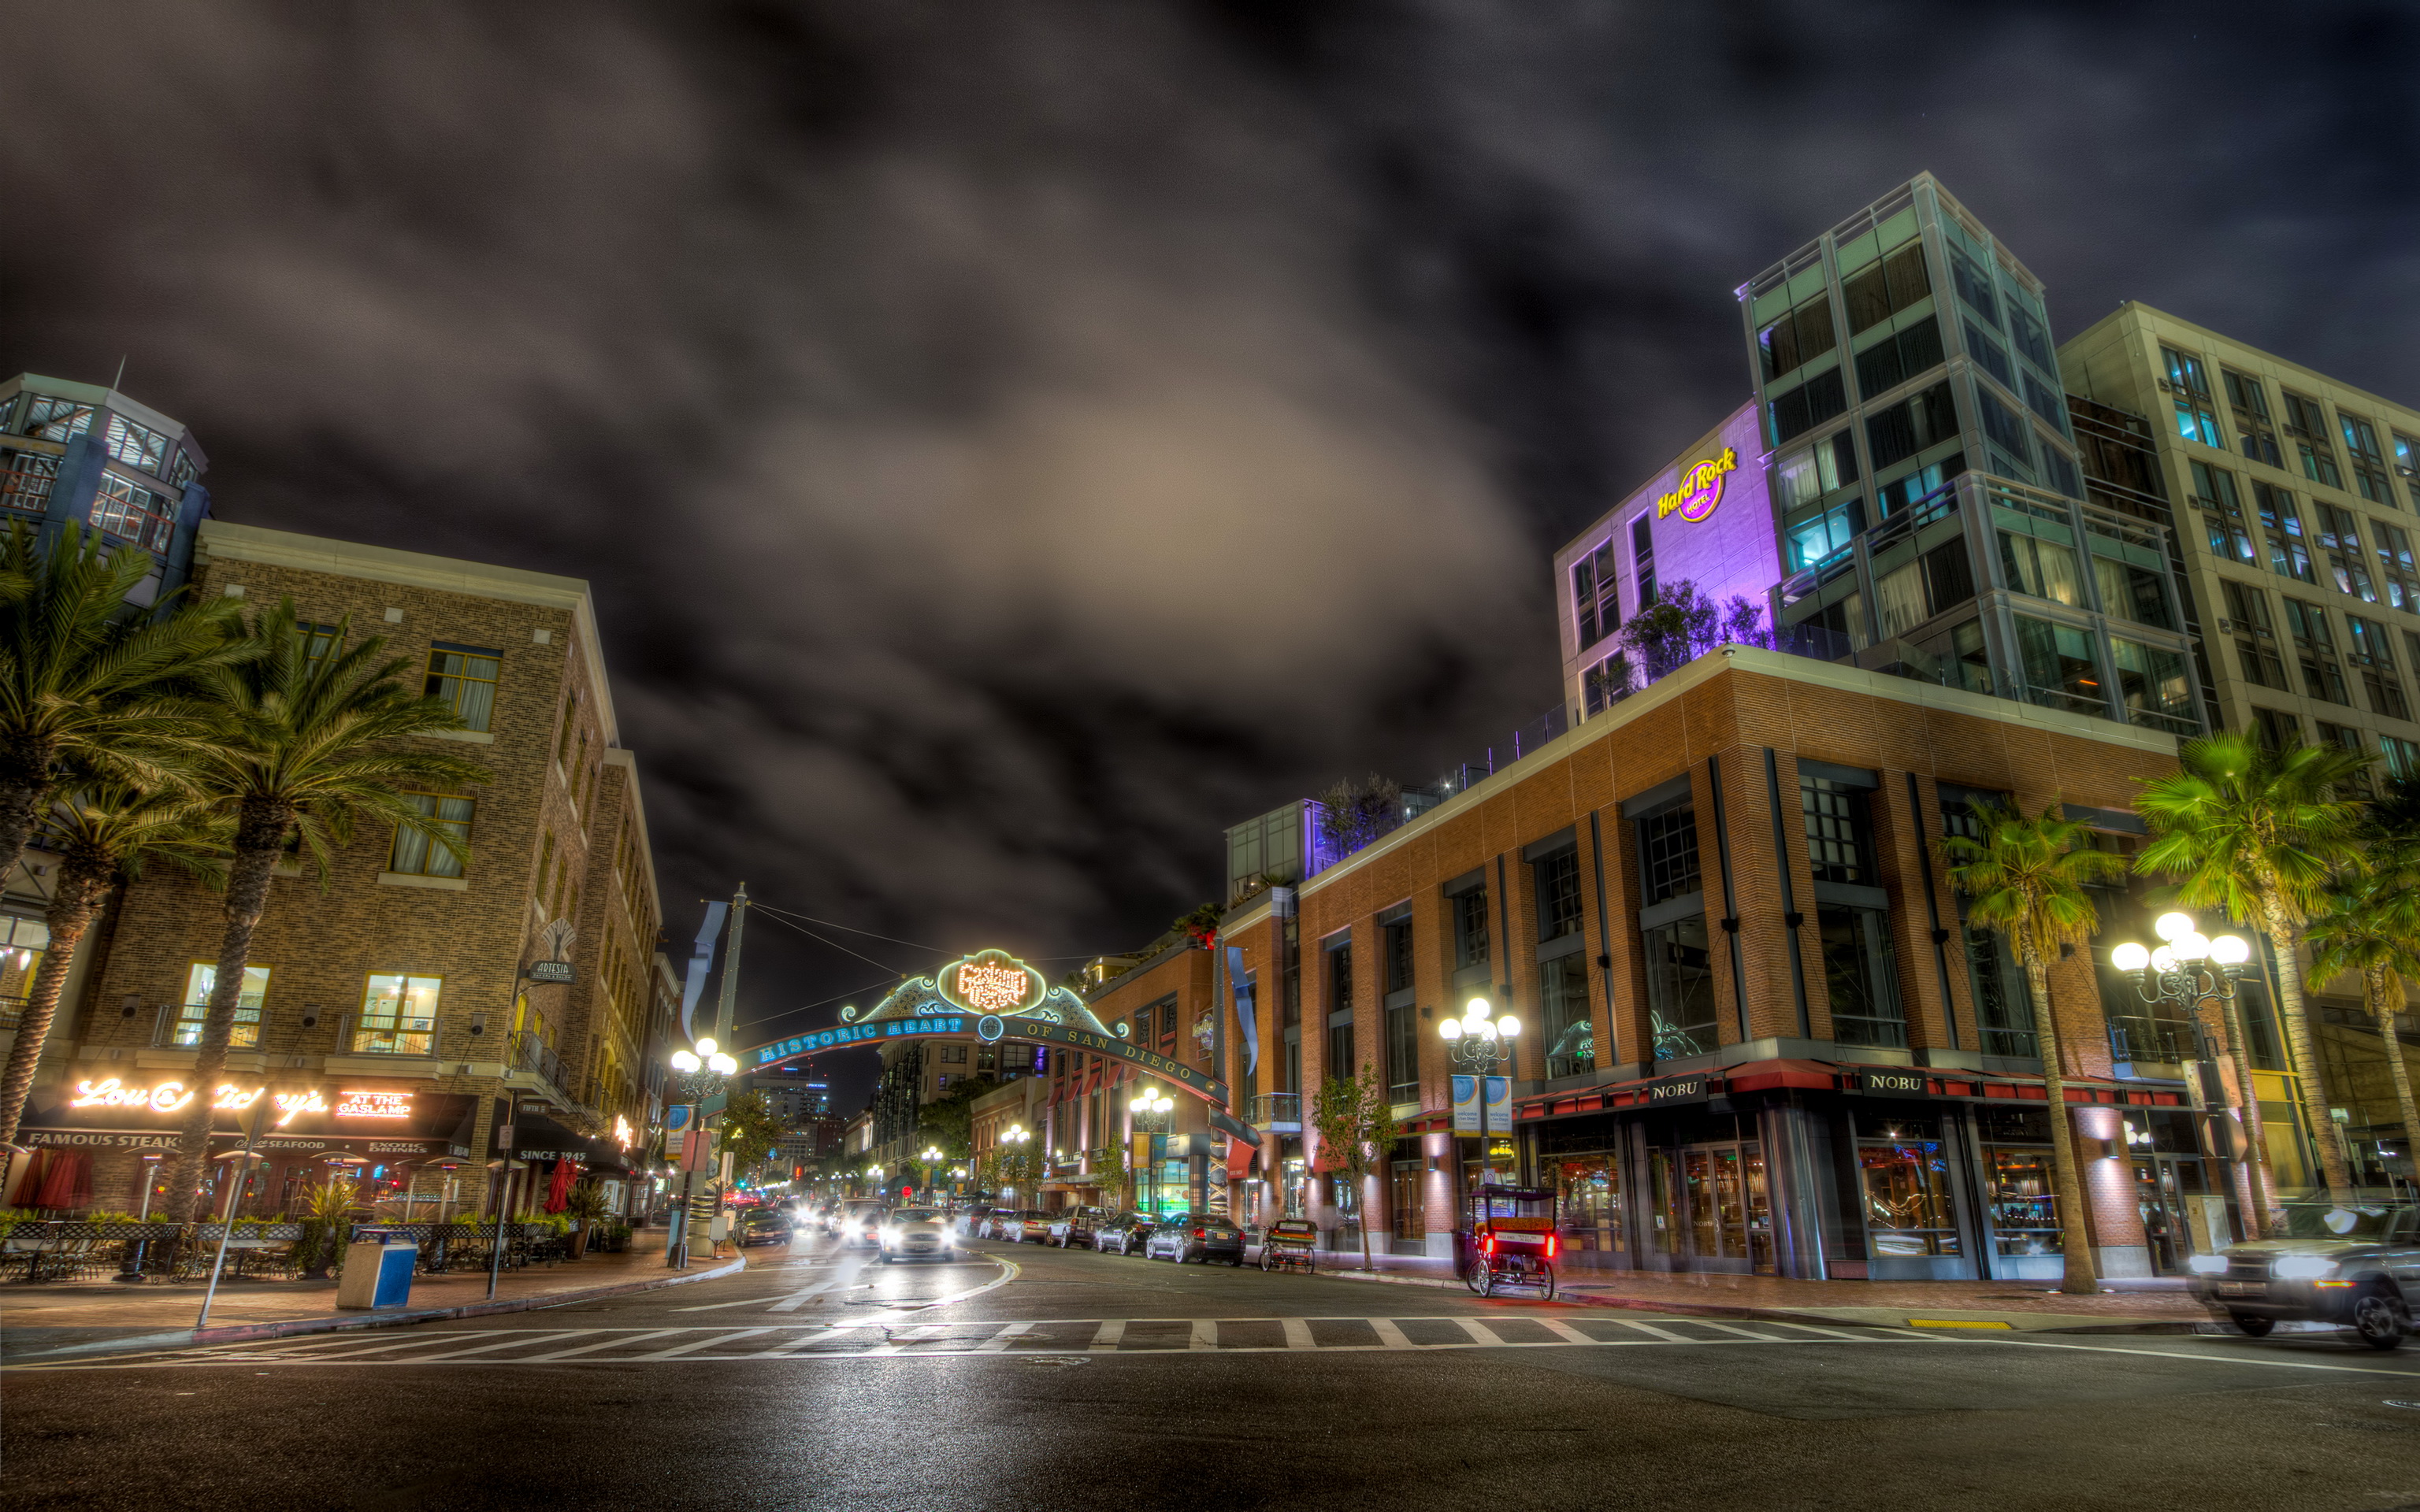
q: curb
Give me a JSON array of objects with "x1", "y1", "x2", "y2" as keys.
[
  {"x1": 1275, "y1": 1252, "x2": 2200, "y2": 1335},
  {"x1": 6, "y1": 1254, "x2": 750, "y2": 1364}
]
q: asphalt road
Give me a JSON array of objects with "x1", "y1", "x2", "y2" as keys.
[{"x1": 9, "y1": 1228, "x2": 2420, "y2": 1511}]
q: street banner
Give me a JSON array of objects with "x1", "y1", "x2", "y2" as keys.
[{"x1": 1449, "y1": 1075, "x2": 1509, "y2": 1135}]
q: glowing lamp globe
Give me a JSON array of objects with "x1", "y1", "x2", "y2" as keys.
[
  {"x1": 2110, "y1": 942, "x2": 2151, "y2": 973},
  {"x1": 2153, "y1": 913, "x2": 2195, "y2": 943}
]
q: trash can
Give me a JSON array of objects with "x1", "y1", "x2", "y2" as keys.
[{"x1": 337, "y1": 1228, "x2": 418, "y2": 1310}]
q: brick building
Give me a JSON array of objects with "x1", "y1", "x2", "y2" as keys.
[{"x1": 14, "y1": 521, "x2": 674, "y2": 1221}]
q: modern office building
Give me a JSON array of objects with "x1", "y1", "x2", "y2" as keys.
[
  {"x1": 2061, "y1": 301, "x2": 2420, "y2": 1180},
  {"x1": 0, "y1": 373, "x2": 211, "y2": 607},
  {"x1": 13, "y1": 520, "x2": 674, "y2": 1221}
]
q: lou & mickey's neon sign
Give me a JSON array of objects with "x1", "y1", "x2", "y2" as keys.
[{"x1": 69, "y1": 1078, "x2": 410, "y2": 1128}]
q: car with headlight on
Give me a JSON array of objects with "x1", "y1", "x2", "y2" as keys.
[
  {"x1": 878, "y1": 1206, "x2": 952, "y2": 1262},
  {"x1": 840, "y1": 1201, "x2": 888, "y2": 1248},
  {"x1": 2188, "y1": 1202, "x2": 2418, "y2": 1348}
]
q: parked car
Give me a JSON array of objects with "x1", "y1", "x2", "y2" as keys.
[
  {"x1": 952, "y1": 1205, "x2": 997, "y2": 1238},
  {"x1": 1000, "y1": 1210, "x2": 1052, "y2": 1243},
  {"x1": 878, "y1": 1206, "x2": 955, "y2": 1262},
  {"x1": 2189, "y1": 1202, "x2": 2418, "y2": 1348},
  {"x1": 1047, "y1": 1209, "x2": 1109, "y2": 1248},
  {"x1": 1094, "y1": 1214, "x2": 1156, "y2": 1255},
  {"x1": 1145, "y1": 1213, "x2": 1245, "y2": 1266},
  {"x1": 840, "y1": 1201, "x2": 888, "y2": 1248},
  {"x1": 737, "y1": 1207, "x2": 792, "y2": 1247}
]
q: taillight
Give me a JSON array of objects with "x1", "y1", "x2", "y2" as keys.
[
  {"x1": 1483, "y1": 1234, "x2": 1495, "y2": 1256},
  {"x1": 1546, "y1": 1235, "x2": 1558, "y2": 1259},
  {"x1": 1193, "y1": 1227, "x2": 1205, "y2": 1238}
]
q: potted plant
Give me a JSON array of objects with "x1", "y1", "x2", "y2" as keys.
[
  {"x1": 563, "y1": 1180, "x2": 608, "y2": 1260},
  {"x1": 295, "y1": 1177, "x2": 358, "y2": 1281}
]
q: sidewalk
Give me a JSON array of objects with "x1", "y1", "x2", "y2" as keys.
[
  {"x1": 1282, "y1": 1246, "x2": 2210, "y2": 1333},
  {"x1": 0, "y1": 1232, "x2": 745, "y2": 1362}
]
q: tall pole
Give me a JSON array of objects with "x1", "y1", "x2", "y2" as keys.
[{"x1": 195, "y1": 1096, "x2": 271, "y2": 1332}]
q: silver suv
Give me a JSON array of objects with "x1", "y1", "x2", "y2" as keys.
[{"x1": 2189, "y1": 1202, "x2": 2418, "y2": 1349}]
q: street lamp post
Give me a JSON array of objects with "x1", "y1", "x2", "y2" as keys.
[
  {"x1": 1440, "y1": 997, "x2": 1521, "y2": 1186},
  {"x1": 1130, "y1": 1088, "x2": 1171, "y2": 1214},
  {"x1": 666, "y1": 1037, "x2": 738, "y2": 1267},
  {"x1": 2110, "y1": 910, "x2": 2269, "y2": 1237},
  {"x1": 1000, "y1": 1125, "x2": 1030, "y2": 1206},
  {"x1": 920, "y1": 1146, "x2": 944, "y2": 1203}
]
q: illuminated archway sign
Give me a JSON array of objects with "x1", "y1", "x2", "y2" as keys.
[{"x1": 743, "y1": 947, "x2": 1231, "y2": 1109}]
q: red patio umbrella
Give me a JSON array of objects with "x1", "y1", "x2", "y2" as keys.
[
  {"x1": 35, "y1": 1149, "x2": 88, "y2": 1210},
  {"x1": 544, "y1": 1158, "x2": 577, "y2": 1214},
  {"x1": 8, "y1": 1148, "x2": 49, "y2": 1207}
]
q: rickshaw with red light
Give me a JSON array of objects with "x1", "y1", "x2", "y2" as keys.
[{"x1": 1454, "y1": 1183, "x2": 1557, "y2": 1299}]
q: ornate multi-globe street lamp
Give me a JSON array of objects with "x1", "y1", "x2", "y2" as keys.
[
  {"x1": 1440, "y1": 998, "x2": 1520, "y2": 1184},
  {"x1": 664, "y1": 1036, "x2": 737, "y2": 1266},
  {"x1": 2108, "y1": 910, "x2": 2269, "y2": 1236}
]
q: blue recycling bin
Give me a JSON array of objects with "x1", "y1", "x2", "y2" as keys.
[{"x1": 338, "y1": 1228, "x2": 419, "y2": 1310}]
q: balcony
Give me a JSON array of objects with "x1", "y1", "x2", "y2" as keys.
[
  {"x1": 2109, "y1": 1017, "x2": 2196, "y2": 1077},
  {"x1": 508, "y1": 1029, "x2": 572, "y2": 1101},
  {"x1": 151, "y1": 1005, "x2": 264, "y2": 1051},
  {"x1": 1247, "y1": 1092, "x2": 1301, "y2": 1130},
  {"x1": 340, "y1": 1012, "x2": 439, "y2": 1058}
]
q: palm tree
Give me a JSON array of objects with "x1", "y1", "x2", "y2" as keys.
[
  {"x1": 2304, "y1": 868, "x2": 2420, "y2": 1188},
  {"x1": 0, "y1": 522, "x2": 248, "y2": 889},
  {"x1": 2136, "y1": 732, "x2": 2372, "y2": 1201},
  {"x1": 1943, "y1": 800, "x2": 2127, "y2": 1295},
  {"x1": 160, "y1": 601, "x2": 492, "y2": 1221},
  {"x1": 0, "y1": 783, "x2": 226, "y2": 1146}
]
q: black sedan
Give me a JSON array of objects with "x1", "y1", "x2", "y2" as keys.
[
  {"x1": 737, "y1": 1208, "x2": 792, "y2": 1247},
  {"x1": 1094, "y1": 1213, "x2": 1157, "y2": 1255},
  {"x1": 1144, "y1": 1214, "x2": 1245, "y2": 1266}
]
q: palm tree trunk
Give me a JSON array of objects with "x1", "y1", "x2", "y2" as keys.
[
  {"x1": 2258, "y1": 895, "x2": 2350, "y2": 1200},
  {"x1": 162, "y1": 832, "x2": 284, "y2": 1222},
  {"x1": 0, "y1": 872, "x2": 107, "y2": 1146},
  {"x1": 2025, "y1": 952, "x2": 2100, "y2": 1295},
  {"x1": 2370, "y1": 965, "x2": 2420, "y2": 1188},
  {"x1": 2204, "y1": 987, "x2": 2274, "y2": 1239}
]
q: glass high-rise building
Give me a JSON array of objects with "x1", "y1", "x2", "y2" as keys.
[{"x1": 1743, "y1": 176, "x2": 2204, "y2": 738}]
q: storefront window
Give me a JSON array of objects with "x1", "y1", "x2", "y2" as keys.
[
  {"x1": 1856, "y1": 1113, "x2": 1960, "y2": 1256},
  {"x1": 1642, "y1": 915, "x2": 1717, "y2": 1058},
  {"x1": 174, "y1": 963, "x2": 269, "y2": 1048},
  {"x1": 1549, "y1": 1153, "x2": 1623, "y2": 1254}
]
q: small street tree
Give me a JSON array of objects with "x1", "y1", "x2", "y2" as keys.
[
  {"x1": 718, "y1": 1089, "x2": 782, "y2": 1173},
  {"x1": 1308, "y1": 1062, "x2": 1403, "y2": 1273},
  {"x1": 1089, "y1": 1144, "x2": 1138, "y2": 1212},
  {"x1": 1943, "y1": 799, "x2": 2126, "y2": 1295},
  {"x1": 2136, "y1": 732, "x2": 2372, "y2": 1202},
  {"x1": 161, "y1": 602, "x2": 491, "y2": 1220},
  {"x1": 0, "y1": 783, "x2": 224, "y2": 1146},
  {"x1": 2303, "y1": 868, "x2": 2420, "y2": 1182}
]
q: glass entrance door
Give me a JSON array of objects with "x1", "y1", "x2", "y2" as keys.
[
  {"x1": 2131, "y1": 1155, "x2": 2212, "y2": 1275},
  {"x1": 1675, "y1": 1142, "x2": 1775, "y2": 1274}
]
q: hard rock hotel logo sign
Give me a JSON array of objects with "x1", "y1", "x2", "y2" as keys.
[{"x1": 1654, "y1": 447, "x2": 1738, "y2": 523}]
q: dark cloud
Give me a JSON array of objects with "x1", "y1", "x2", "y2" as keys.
[{"x1": 5, "y1": 2, "x2": 2412, "y2": 1094}]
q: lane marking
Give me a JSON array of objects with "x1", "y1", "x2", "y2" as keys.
[
  {"x1": 1089, "y1": 1321, "x2": 1126, "y2": 1352},
  {"x1": 1947, "y1": 1333, "x2": 2420, "y2": 1380},
  {"x1": 760, "y1": 1327, "x2": 870, "y2": 1357},
  {"x1": 1910, "y1": 1318, "x2": 2014, "y2": 1330},
  {"x1": 974, "y1": 1321, "x2": 1035, "y2": 1353},
  {"x1": 1282, "y1": 1318, "x2": 1315, "y2": 1350},
  {"x1": 766, "y1": 1281, "x2": 840, "y2": 1314},
  {"x1": 408, "y1": 1332, "x2": 597, "y2": 1364},
  {"x1": 631, "y1": 1329, "x2": 773, "y2": 1360},
  {"x1": 523, "y1": 1329, "x2": 689, "y2": 1362}
]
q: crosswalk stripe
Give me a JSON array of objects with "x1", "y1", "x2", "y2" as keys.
[
  {"x1": 1366, "y1": 1318, "x2": 1416, "y2": 1349},
  {"x1": 1281, "y1": 1317, "x2": 1315, "y2": 1350},
  {"x1": 1089, "y1": 1320, "x2": 1126, "y2": 1352},
  {"x1": 409, "y1": 1332, "x2": 598, "y2": 1363},
  {"x1": 1694, "y1": 1320, "x2": 1791, "y2": 1343},
  {"x1": 760, "y1": 1326, "x2": 867, "y2": 1357},
  {"x1": 1454, "y1": 1317, "x2": 1505, "y2": 1346},
  {"x1": 523, "y1": 1329, "x2": 687, "y2": 1362},
  {"x1": 974, "y1": 1321, "x2": 1034, "y2": 1353},
  {"x1": 1607, "y1": 1318, "x2": 1692, "y2": 1342},
  {"x1": 862, "y1": 1325, "x2": 946, "y2": 1356},
  {"x1": 633, "y1": 1329, "x2": 772, "y2": 1360},
  {"x1": 767, "y1": 1281, "x2": 837, "y2": 1314},
  {"x1": 1189, "y1": 1321, "x2": 1217, "y2": 1351},
  {"x1": 1538, "y1": 1318, "x2": 1599, "y2": 1346}
]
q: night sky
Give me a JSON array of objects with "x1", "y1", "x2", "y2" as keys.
[{"x1": 6, "y1": 2, "x2": 2414, "y2": 1107}]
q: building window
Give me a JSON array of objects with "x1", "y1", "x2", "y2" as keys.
[
  {"x1": 2348, "y1": 615, "x2": 2409, "y2": 721},
  {"x1": 425, "y1": 643, "x2": 502, "y2": 731},
  {"x1": 2373, "y1": 520, "x2": 2420, "y2": 611},
  {"x1": 1853, "y1": 316, "x2": 1943, "y2": 402},
  {"x1": 1539, "y1": 955, "x2": 1593, "y2": 1079},
  {"x1": 2014, "y1": 617, "x2": 2105, "y2": 716},
  {"x1": 1949, "y1": 249, "x2": 1999, "y2": 328},
  {"x1": 1757, "y1": 291, "x2": 1837, "y2": 384},
  {"x1": 0, "y1": 449, "x2": 58, "y2": 515},
  {"x1": 1630, "y1": 513, "x2": 1657, "y2": 610},
  {"x1": 2254, "y1": 483, "x2": 2315, "y2": 584},
  {"x1": 1451, "y1": 888, "x2": 1489, "y2": 971},
  {"x1": 1999, "y1": 530, "x2": 2082, "y2": 606},
  {"x1": 1774, "y1": 431, "x2": 1860, "y2": 517},
  {"x1": 2223, "y1": 580, "x2": 2289, "y2": 691},
  {"x1": 2314, "y1": 503, "x2": 2378, "y2": 602},
  {"x1": 1385, "y1": 918, "x2": 1412, "y2": 995},
  {"x1": 1582, "y1": 654, "x2": 1631, "y2": 716},
  {"x1": 1843, "y1": 240, "x2": 1930, "y2": 335},
  {"x1": 2112, "y1": 638, "x2": 2193, "y2": 732},
  {"x1": 295, "y1": 621, "x2": 343, "y2": 669},
  {"x1": 91, "y1": 473, "x2": 173, "y2": 550},
  {"x1": 1769, "y1": 369, "x2": 1847, "y2": 447},
  {"x1": 103, "y1": 413, "x2": 170, "y2": 476},
  {"x1": 1821, "y1": 906, "x2": 1905, "y2": 1048},
  {"x1": 1383, "y1": 995, "x2": 1417, "y2": 1106},
  {"x1": 2189, "y1": 460, "x2": 2255, "y2": 567},
  {"x1": 1979, "y1": 1107, "x2": 2062, "y2": 1256},
  {"x1": 1787, "y1": 497, "x2": 1865, "y2": 572},
  {"x1": 1636, "y1": 806, "x2": 1702, "y2": 905},
  {"x1": 20, "y1": 395, "x2": 93, "y2": 442},
  {"x1": 2251, "y1": 706, "x2": 2303, "y2": 751},
  {"x1": 2316, "y1": 723, "x2": 2371, "y2": 795},
  {"x1": 355, "y1": 973, "x2": 440, "y2": 1054},
  {"x1": 1327, "y1": 1013, "x2": 1354, "y2": 1084},
  {"x1": 2092, "y1": 554, "x2": 2173, "y2": 631},
  {"x1": 1975, "y1": 387, "x2": 2034, "y2": 476},
  {"x1": 1642, "y1": 915, "x2": 1716, "y2": 1059},
  {"x1": 173, "y1": 963, "x2": 268, "y2": 1049},
  {"x1": 1801, "y1": 775, "x2": 1873, "y2": 884},
  {"x1": 2223, "y1": 370, "x2": 2281, "y2": 469},
  {"x1": 1572, "y1": 539, "x2": 1620, "y2": 652},
  {"x1": 2162, "y1": 347, "x2": 2222, "y2": 448},
  {"x1": 2339, "y1": 411, "x2": 2395, "y2": 506},
  {"x1": 2281, "y1": 391, "x2": 2344, "y2": 490},
  {"x1": 388, "y1": 793, "x2": 474, "y2": 877},
  {"x1": 2285, "y1": 598, "x2": 2351, "y2": 705},
  {"x1": 1534, "y1": 850, "x2": 1583, "y2": 941},
  {"x1": 1855, "y1": 1110, "x2": 1960, "y2": 1257},
  {"x1": 1965, "y1": 320, "x2": 2013, "y2": 389},
  {"x1": 1865, "y1": 380, "x2": 1959, "y2": 472},
  {"x1": 2382, "y1": 736, "x2": 2420, "y2": 781}
]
